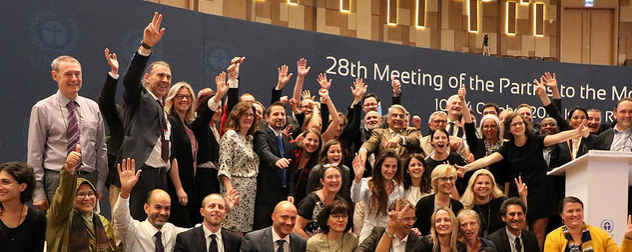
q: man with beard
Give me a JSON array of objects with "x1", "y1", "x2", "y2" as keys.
[
  {"x1": 487, "y1": 197, "x2": 539, "y2": 252},
  {"x1": 253, "y1": 102, "x2": 297, "y2": 229},
  {"x1": 112, "y1": 158, "x2": 188, "y2": 252},
  {"x1": 419, "y1": 111, "x2": 465, "y2": 158},
  {"x1": 356, "y1": 199, "x2": 422, "y2": 252},
  {"x1": 358, "y1": 105, "x2": 420, "y2": 164},
  {"x1": 175, "y1": 194, "x2": 242, "y2": 252},
  {"x1": 242, "y1": 201, "x2": 307, "y2": 252}
]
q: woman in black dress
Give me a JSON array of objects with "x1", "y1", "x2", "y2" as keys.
[
  {"x1": 0, "y1": 162, "x2": 46, "y2": 252},
  {"x1": 457, "y1": 112, "x2": 588, "y2": 249}
]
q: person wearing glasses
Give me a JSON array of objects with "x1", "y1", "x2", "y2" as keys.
[
  {"x1": 414, "y1": 164, "x2": 464, "y2": 236},
  {"x1": 306, "y1": 200, "x2": 357, "y2": 252},
  {"x1": 456, "y1": 112, "x2": 590, "y2": 250}
]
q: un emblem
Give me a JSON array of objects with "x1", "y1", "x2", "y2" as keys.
[
  {"x1": 601, "y1": 219, "x2": 614, "y2": 233},
  {"x1": 30, "y1": 11, "x2": 78, "y2": 52}
]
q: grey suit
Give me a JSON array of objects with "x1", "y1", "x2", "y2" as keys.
[{"x1": 241, "y1": 227, "x2": 306, "y2": 252}]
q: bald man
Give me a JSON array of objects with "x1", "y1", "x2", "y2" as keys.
[
  {"x1": 112, "y1": 158, "x2": 188, "y2": 252},
  {"x1": 241, "y1": 201, "x2": 307, "y2": 252}
]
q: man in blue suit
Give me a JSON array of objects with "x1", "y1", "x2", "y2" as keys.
[
  {"x1": 241, "y1": 201, "x2": 306, "y2": 252},
  {"x1": 175, "y1": 193, "x2": 242, "y2": 252}
]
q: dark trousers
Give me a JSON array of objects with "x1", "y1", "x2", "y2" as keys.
[{"x1": 129, "y1": 165, "x2": 167, "y2": 220}]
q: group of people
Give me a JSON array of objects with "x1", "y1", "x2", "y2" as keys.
[{"x1": 2, "y1": 11, "x2": 632, "y2": 252}]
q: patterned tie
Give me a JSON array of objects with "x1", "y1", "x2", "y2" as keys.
[
  {"x1": 209, "y1": 234, "x2": 218, "y2": 252},
  {"x1": 514, "y1": 236, "x2": 522, "y2": 252},
  {"x1": 277, "y1": 134, "x2": 287, "y2": 188},
  {"x1": 276, "y1": 240, "x2": 285, "y2": 252},
  {"x1": 158, "y1": 100, "x2": 169, "y2": 162},
  {"x1": 66, "y1": 101, "x2": 80, "y2": 154},
  {"x1": 155, "y1": 231, "x2": 164, "y2": 252}
]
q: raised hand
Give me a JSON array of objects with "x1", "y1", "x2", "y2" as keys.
[
  {"x1": 542, "y1": 72, "x2": 557, "y2": 89},
  {"x1": 214, "y1": 71, "x2": 229, "y2": 98},
  {"x1": 142, "y1": 12, "x2": 165, "y2": 47},
  {"x1": 412, "y1": 115, "x2": 422, "y2": 129},
  {"x1": 104, "y1": 48, "x2": 119, "y2": 75},
  {"x1": 317, "y1": 73, "x2": 332, "y2": 90},
  {"x1": 625, "y1": 216, "x2": 632, "y2": 240},
  {"x1": 118, "y1": 158, "x2": 140, "y2": 199},
  {"x1": 514, "y1": 176, "x2": 528, "y2": 200},
  {"x1": 350, "y1": 78, "x2": 367, "y2": 103},
  {"x1": 455, "y1": 164, "x2": 468, "y2": 178},
  {"x1": 277, "y1": 65, "x2": 293, "y2": 89},
  {"x1": 458, "y1": 84, "x2": 466, "y2": 102},
  {"x1": 227, "y1": 57, "x2": 245, "y2": 79},
  {"x1": 297, "y1": 58, "x2": 311, "y2": 77},
  {"x1": 281, "y1": 124, "x2": 292, "y2": 139},
  {"x1": 65, "y1": 144, "x2": 82, "y2": 173},
  {"x1": 301, "y1": 90, "x2": 313, "y2": 101},
  {"x1": 289, "y1": 98, "x2": 300, "y2": 114},
  {"x1": 391, "y1": 77, "x2": 401, "y2": 95},
  {"x1": 386, "y1": 199, "x2": 410, "y2": 235},
  {"x1": 352, "y1": 153, "x2": 366, "y2": 182},
  {"x1": 577, "y1": 120, "x2": 590, "y2": 138},
  {"x1": 319, "y1": 88, "x2": 330, "y2": 102},
  {"x1": 449, "y1": 140, "x2": 460, "y2": 152}
]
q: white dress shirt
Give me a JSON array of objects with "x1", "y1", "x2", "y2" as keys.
[
  {"x1": 272, "y1": 228, "x2": 291, "y2": 252},
  {"x1": 112, "y1": 196, "x2": 188, "y2": 252},
  {"x1": 351, "y1": 178, "x2": 405, "y2": 242}
]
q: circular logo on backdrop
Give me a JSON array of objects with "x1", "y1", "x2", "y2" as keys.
[
  {"x1": 30, "y1": 11, "x2": 79, "y2": 53},
  {"x1": 601, "y1": 219, "x2": 614, "y2": 233}
]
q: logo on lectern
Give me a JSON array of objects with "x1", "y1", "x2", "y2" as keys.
[{"x1": 601, "y1": 219, "x2": 614, "y2": 233}]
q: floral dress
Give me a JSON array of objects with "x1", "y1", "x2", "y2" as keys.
[{"x1": 218, "y1": 130, "x2": 260, "y2": 232}]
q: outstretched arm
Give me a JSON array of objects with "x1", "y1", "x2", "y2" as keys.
[
  {"x1": 543, "y1": 120, "x2": 588, "y2": 147},
  {"x1": 292, "y1": 58, "x2": 311, "y2": 102},
  {"x1": 455, "y1": 152, "x2": 504, "y2": 177}
]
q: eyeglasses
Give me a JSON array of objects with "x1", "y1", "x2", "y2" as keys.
[
  {"x1": 432, "y1": 119, "x2": 447, "y2": 124},
  {"x1": 331, "y1": 213, "x2": 348, "y2": 219},
  {"x1": 438, "y1": 176, "x2": 456, "y2": 182},
  {"x1": 76, "y1": 191, "x2": 96, "y2": 198},
  {"x1": 175, "y1": 94, "x2": 192, "y2": 100},
  {"x1": 363, "y1": 103, "x2": 378, "y2": 107}
]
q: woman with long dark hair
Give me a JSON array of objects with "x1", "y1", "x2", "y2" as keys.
[
  {"x1": 351, "y1": 150, "x2": 404, "y2": 242},
  {"x1": 403, "y1": 153, "x2": 432, "y2": 205},
  {"x1": 289, "y1": 128, "x2": 322, "y2": 203},
  {"x1": 305, "y1": 139, "x2": 351, "y2": 200}
]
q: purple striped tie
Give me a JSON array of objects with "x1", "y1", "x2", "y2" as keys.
[{"x1": 66, "y1": 101, "x2": 80, "y2": 154}]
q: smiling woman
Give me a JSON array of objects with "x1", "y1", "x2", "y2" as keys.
[
  {"x1": 413, "y1": 164, "x2": 464, "y2": 236},
  {"x1": 306, "y1": 200, "x2": 358, "y2": 252}
]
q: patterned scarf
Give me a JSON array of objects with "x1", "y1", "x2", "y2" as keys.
[
  {"x1": 68, "y1": 210, "x2": 112, "y2": 252},
  {"x1": 563, "y1": 224, "x2": 593, "y2": 252},
  {"x1": 484, "y1": 140, "x2": 502, "y2": 156}
]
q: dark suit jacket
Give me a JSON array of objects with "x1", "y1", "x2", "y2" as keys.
[
  {"x1": 598, "y1": 128, "x2": 616, "y2": 150},
  {"x1": 241, "y1": 227, "x2": 306, "y2": 252},
  {"x1": 253, "y1": 127, "x2": 296, "y2": 229},
  {"x1": 191, "y1": 95, "x2": 219, "y2": 166},
  {"x1": 414, "y1": 236, "x2": 466, "y2": 252},
  {"x1": 117, "y1": 52, "x2": 166, "y2": 168},
  {"x1": 175, "y1": 226, "x2": 242, "y2": 252},
  {"x1": 355, "y1": 227, "x2": 423, "y2": 252},
  {"x1": 98, "y1": 73, "x2": 124, "y2": 187},
  {"x1": 413, "y1": 194, "x2": 464, "y2": 236},
  {"x1": 486, "y1": 228, "x2": 538, "y2": 252}
]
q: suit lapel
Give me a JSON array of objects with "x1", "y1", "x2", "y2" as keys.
[
  {"x1": 195, "y1": 227, "x2": 207, "y2": 251},
  {"x1": 263, "y1": 227, "x2": 275, "y2": 252},
  {"x1": 500, "y1": 230, "x2": 512, "y2": 252}
]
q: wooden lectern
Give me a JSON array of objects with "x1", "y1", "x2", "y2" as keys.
[{"x1": 548, "y1": 150, "x2": 632, "y2": 245}]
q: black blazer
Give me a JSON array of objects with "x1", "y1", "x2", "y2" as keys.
[
  {"x1": 241, "y1": 227, "x2": 306, "y2": 252},
  {"x1": 486, "y1": 228, "x2": 538, "y2": 252},
  {"x1": 413, "y1": 194, "x2": 464, "y2": 236},
  {"x1": 117, "y1": 52, "x2": 167, "y2": 168},
  {"x1": 191, "y1": 95, "x2": 219, "y2": 165},
  {"x1": 253, "y1": 127, "x2": 296, "y2": 229},
  {"x1": 598, "y1": 128, "x2": 616, "y2": 150},
  {"x1": 414, "y1": 236, "x2": 466, "y2": 252},
  {"x1": 355, "y1": 227, "x2": 423, "y2": 252},
  {"x1": 98, "y1": 73, "x2": 124, "y2": 187},
  {"x1": 168, "y1": 112, "x2": 196, "y2": 195},
  {"x1": 175, "y1": 226, "x2": 242, "y2": 252}
]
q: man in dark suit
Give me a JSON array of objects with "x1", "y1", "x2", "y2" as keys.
[
  {"x1": 175, "y1": 193, "x2": 242, "y2": 252},
  {"x1": 242, "y1": 201, "x2": 307, "y2": 252},
  {"x1": 445, "y1": 94, "x2": 464, "y2": 138},
  {"x1": 356, "y1": 199, "x2": 422, "y2": 252},
  {"x1": 117, "y1": 12, "x2": 178, "y2": 220},
  {"x1": 487, "y1": 197, "x2": 539, "y2": 252},
  {"x1": 253, "y1": 102, "x2": 296, "y2": 229}
]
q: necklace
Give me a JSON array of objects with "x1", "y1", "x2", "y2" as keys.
[{"x1": 475, "y1": 202, "x2": 491, "y2": 237}]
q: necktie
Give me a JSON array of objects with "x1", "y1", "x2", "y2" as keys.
[
  {"x1": 448, "y1": 122, "x2": 455, "y2": 136},
  {"x1": 66, "y1": 101, "x2": 80, "y2": 154},
  {"x1": 158, "y1": 100, "x2": 169, "y2": 162},
  {"x1": 155, "y1": 231, "x2": 164, "y2": 252},
  {"x1": 276, "y1": 240, "x2": 285, "y2": 252},
  {"x1": 209, "y1": 234, "x2": 218, "y2": 252},
  {"x1": 514, "y1": 236, "x2": 522, "y2": 252},
  {"x1": 277, "y1": 134, "x2": 287, "y2": 188}
]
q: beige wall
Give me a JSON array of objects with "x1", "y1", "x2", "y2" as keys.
[{"x1": 148, "y1": 0, "x2": 632, "y2": 66}]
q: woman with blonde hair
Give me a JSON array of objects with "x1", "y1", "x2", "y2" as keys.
[
  {"x1": 414, "y1": 165, "x2": 464, "y2": 236},
  {"x1": 459, "y1": 169, "x2": 526, "y2": 237},
  {"x1": 218, "y1": 101, "x2": 260, "y2": 234},
  {"x1": 417, "y1": 207, "x2": 465, "y2": 252}
]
